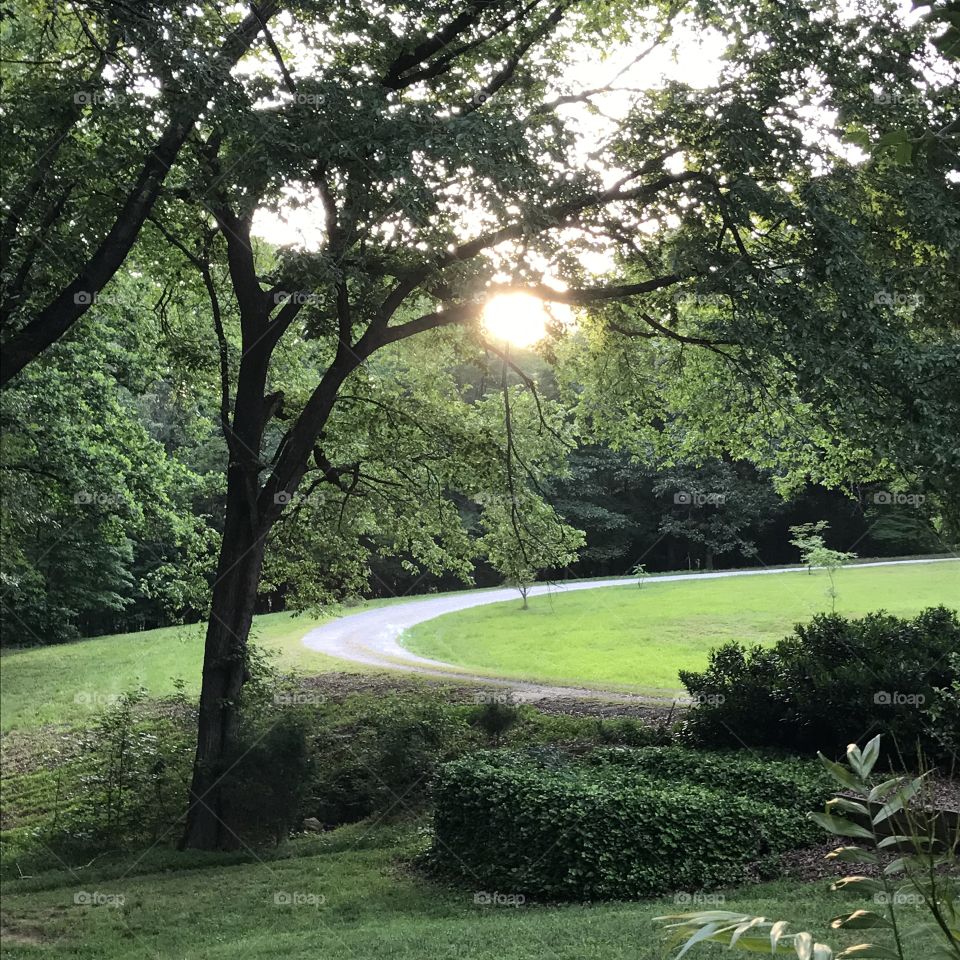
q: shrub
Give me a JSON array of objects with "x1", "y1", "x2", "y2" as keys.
[
  {"x1": 469, "y1": 699, "x2": 520, "y2": 742},
  {"x1": 221, "y1": 710, "x2": 316, "y2": 845},
  {"x1": 587, "y1": 746, "x2": 834, "y2": 811},
  {"x1": 306, "y1": 695, "x2": 674, "y2": 826},
  {"x1": 431, "y1": 751, "x2": 817, "y2": 900},
  {"x1": 308, "y1": 695, "x2": 473, "y2": 825},
  {"x1": 658, "y1": 735, "x2": 960, "y2": 960},
  {"x1": 680, "y1": 606, "x2": 960, "y2": 758},
  {"x1": 38, "y1": 690, "x2": 194, "y2": 855}
]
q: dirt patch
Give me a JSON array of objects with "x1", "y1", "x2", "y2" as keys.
[
  {"x1": 296, "y1": 671, "x2": 682, "y2": 722},
  {"x1": 0, "y1": 922, "x2": 53, "y2": 946}
]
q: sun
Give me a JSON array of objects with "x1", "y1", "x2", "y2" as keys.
[{"x1": 482, "y1": 292, "x2": 549, "y2": 348}]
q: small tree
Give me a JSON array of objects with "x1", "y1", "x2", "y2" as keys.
[
  {"x1": 479, "y1": 496, "x2": 583, "y2": 609},
  {"x1": 789, "y1": 521, "x2": 857, "y2": 611}
]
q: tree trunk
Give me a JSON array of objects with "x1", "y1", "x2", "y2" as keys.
[{"x1": 180, "y1": 464, "x2": 266, "y2": 850}]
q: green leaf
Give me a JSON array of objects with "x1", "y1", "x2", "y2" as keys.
[
  {"x1": 875, "y1": 130, "x2": 910, "y2": 148},
  {"x1": 877, "y1": 835, "x2": 912, "y2": 849},
  {"x1": 830, "y1": 877, "x2": 885, "y2": 894},
  {"x1": 830, "y1": 911, "x2": 892, "y2": 930},
  {"x1": 859, "y1": 736, "x2": 881, "y2": 777},
  {"x1": 872, "y1": 776, "x2": 924, "y2": 826},
  {"x1": 818, "y1": 754, "x2": 867, "y2": 793},
  {"x1": 836, "y1": 945, "x2": 901, "y2": 959},
  {"x1": 828, "y1": 797, "x2": 870, "y2": 817},
  {"x1": 675, "y1": 921, "x2": 724, "y2": 958},
  {"x1": 826, "y1": 846, "x2": 879, "y2": 865},
  {"x1": 893, "y1": 141, "x2": 914, "y2": 165},
  {"x1": 846, "y1": 743, "x2": 866, "y2": 779},
  {"x1": 810, "y1": 812, "x2": 874, "y2": 839},
  {"x1": 868, "y1": 778, "x2": 907, "y2": 803}
]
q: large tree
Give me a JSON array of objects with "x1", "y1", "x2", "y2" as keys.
[
  {"x1": 0, "y1": 1, "x2": 284, "y2": 385},
  {"x1": 6, "y1": 0, "x2": 957, "y2": 850}
]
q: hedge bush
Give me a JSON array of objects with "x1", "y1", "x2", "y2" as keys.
[
  {"x1": 431, "y1": 751, "x2": 818, "y2": 900},
  {"x1": 679, "y1": 606, "x2": 960, "y2": 757},
  {"x1": 586, "y1": 746, "x2": 834, "y2": 812}
]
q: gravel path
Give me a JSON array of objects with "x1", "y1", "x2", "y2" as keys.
[{"x1": 301, "y1": 558, "x2": 956, "y2": 705}]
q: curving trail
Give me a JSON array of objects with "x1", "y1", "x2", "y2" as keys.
[{"x1": 301, "y1": 558, "x2": 955, "y2": 704}]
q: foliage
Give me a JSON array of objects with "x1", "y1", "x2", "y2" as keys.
[
  {"x1": 0, "y1": 308, "x2": 218, "y2": 644},
  {"x1": 586, "y1": 746, "x2": 835, "y2": 813},
  {"x1": 658, "y1": 735, "x2": 960, "y2": 960},
  {"x1": 469, "y1": 698, "x2": 520, "y2": 743},
  {"x1": 654, "y1": 462, "x2": 785, "y2": 570},
  {"x1": 924, "y1": 652, "x2": 960, "y2": 756},
  {"x1": 478, "y1": 489, "x2": 585, "y2": 607},
  {"x1": 221, "y1": 709, "x2": 317, "y2": 846},
  {"x1": 6, "y1": 0, "x2": 959, "y2": 849},
  {"x1": 430, "y1": 750, "x2": 820, "y2": 900},
  {"x1": 308, "y1": 694, "x2": 472, "y2": 827},
  {"x1": 789, "y1": 521, "x2": 858, "y2": 610},
  {"x1": 36, "y1": 689, "x2": 195, "y2": 855},
  {"x1": 679, "y1": 607, "x2": 960, "y2": 759}
]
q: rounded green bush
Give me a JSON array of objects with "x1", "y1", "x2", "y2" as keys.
[{"x1": 431, "y1": 750, "x2": 826, "y2": 900}]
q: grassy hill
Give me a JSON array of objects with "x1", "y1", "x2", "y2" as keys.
[{"x1": 402, "y1": 561, "x2": 960, "y2": 694}]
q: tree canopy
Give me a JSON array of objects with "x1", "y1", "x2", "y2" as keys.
[{"x1": 1, "y1": 0, "x2": 957, "y2": 849}]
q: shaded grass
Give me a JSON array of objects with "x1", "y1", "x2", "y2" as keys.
[
  {"x1": 0, "y1": 822, "x2": 943, "y2": 959},
  {"x1": 402, "y1": 561, "x2": 960, "y2": 694},
  {"x1": 1, "y1": 595, "x2": 428, "y2": 731},
  {"x1": 0, "y1": 610, "x2": 333, "y2": 731}
]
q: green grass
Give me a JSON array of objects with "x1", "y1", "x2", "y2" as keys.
[
  {"x1": 0, "y1": 594, "x2": 448, "y2": 732},
  {"x1": 403, "y1": 561, "x2": 960, "y2": 695},
  {"x1": 0, "y1": 611, "x2": 327, "y2": 731},
  {"x1": 0, "y1": 823, "x2": 943, "y2": 959}
]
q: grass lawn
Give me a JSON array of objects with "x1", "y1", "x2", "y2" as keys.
[
  {"x1": 402, "y1": 561, "x2": 960, "y2": 695},
  {"x1": 0, "y1": 597, "x2": 425, "y2": 732},
  {"x1": 0, "y1": 822, "x2": 940, "y2": 960}
]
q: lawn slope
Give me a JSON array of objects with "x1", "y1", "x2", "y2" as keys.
[
  {"x1": 402, "y1": 561, "x2": 960, "y2": 694},
  {"x1": 0, "y1": 823, "x2": 941, "y2": 960}
]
